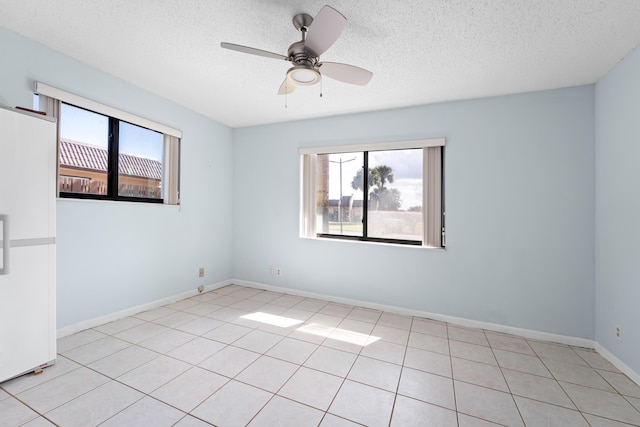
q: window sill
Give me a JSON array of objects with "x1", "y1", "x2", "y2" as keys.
[
  {"x1": 57, "y1": 197, "x2": 180, "y2": 210},
  {"x1": 300, "y1": 235, "x2": 445, "y2": 251}
]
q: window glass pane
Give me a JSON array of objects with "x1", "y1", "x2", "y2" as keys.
[
  {"x1": 118, "y1": 122, "x2": 163, "y2": 199},
  {"x1": 367, "y1": 149, "x2": 423, "y2": 241},
  {"x1": 316, "y1": 152, "x2": 364, "y2": 237},
  {"x1": 58, "y1": 103, "x2": 109, "y2": 195}
]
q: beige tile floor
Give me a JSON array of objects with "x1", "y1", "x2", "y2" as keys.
[{"x1": 2, "y1": 284, "x2": 640, "y2": 426}]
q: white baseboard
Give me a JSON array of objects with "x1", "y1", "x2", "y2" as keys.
[
  {"x1": 234, "y1": 279, "x2": 595, "y2": 349},
  {"x1": 56, "y1": 279, "x2": 233, "y2": 338},
  {"x1": 56, "y1": 277, "x2": 639, "y2": 388},
  {"x1": 237, "y1": 280, "x2": 640, "y2": 384},
  {"x1": 595, "y1": 342, "x2": 640, "y2": 387}
]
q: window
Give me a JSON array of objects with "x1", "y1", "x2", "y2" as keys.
[
  {"x1": 58, "y1": 103, "x2": 164, "y2": 201},
  {"x1": 35, "y1": 82, "x2": 181, "y2": 205},
  {"x1": 300, "y1": 138, "x2": 445, "y2": 247}
]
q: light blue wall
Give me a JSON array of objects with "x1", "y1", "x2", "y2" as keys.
[
  {"x1": 0, "y1": 24, "x2": 603, "y2": 344},
  {"x1": 595, "y1": 46, "x2": 640, "y2": 373},
  {"x1": 233, "y1": 86, "x2": 596, "y2": 339},
  {"x1": 0, "y1": 27, "x2": 234, "y2": 328}
]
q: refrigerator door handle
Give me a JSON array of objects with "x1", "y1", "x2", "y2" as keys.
[{"x1": 0, "y1": 214, "x2": 8, "y2": 275}]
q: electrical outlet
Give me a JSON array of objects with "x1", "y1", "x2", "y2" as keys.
[
  {"x1": 199, "y1": 267, "x2": 205, "y2": 278},
  {"x1": 276, "y1": 267, "x2": 282, "y2": 277},
  {"x1": 615, "y1": 325, "x2": 622, "y2": 341}
]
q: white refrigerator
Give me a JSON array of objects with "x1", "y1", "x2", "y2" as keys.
[{"x1": 0, "y1": 105, "x2": 57, "y2": 383}]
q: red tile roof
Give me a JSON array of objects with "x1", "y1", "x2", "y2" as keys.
[{"x1": 60, "y1": 139, "x2": 162, "y2": 180}]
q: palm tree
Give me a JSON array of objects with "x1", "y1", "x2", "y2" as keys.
[
  {"x1": 370, "y1": 186, "x2": 401, "y2": 211},
  {"x1": 352, "y1": 165, "x2": 394, "y2": 191},
  {"x1": 352, "y1": 165, "x2": 400, "y2": 211},
  {"x1": 371, "y1": 165, "x2": 394, "y2": 189},
  {"x1": 351, "y1": 168, "x2": 372, "y2": 191}
]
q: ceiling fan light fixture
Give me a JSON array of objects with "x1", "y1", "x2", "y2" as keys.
[{"x1": 287, "y1": 65, "x2": 321, "y2": 85}]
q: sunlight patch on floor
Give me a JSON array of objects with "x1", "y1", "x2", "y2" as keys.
[
  {"x1": 296, "y1": 323, "x2": 380, "y2": 346},
  {"x1": 240, "y1": 312, "x2": 304, "y2": 328}
]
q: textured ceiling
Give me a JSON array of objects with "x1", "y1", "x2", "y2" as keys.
[{"x1": 1, "y1": 1, "x2": 640, "y2": 128}]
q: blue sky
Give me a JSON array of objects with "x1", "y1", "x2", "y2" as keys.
[
  {"x1": 59, "y1": 103, "x2": 163, "y2": 161},
  {"x1": 328, "y1": 149, "x2": 422, "y2": 210}
]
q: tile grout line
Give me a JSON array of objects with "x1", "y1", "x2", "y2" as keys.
[
  {"x1": 486, "y1": 328, "x2": 528, "y2": 427},
  {"x1": 386, "y1": 314, "x2": 416, "y2": 427},
  {"x1": 318, "y1": 303, "x2": 381, "y2": 425},
  {"x1": 447, "y1": 323, "x2": 461, "y2": 427}
]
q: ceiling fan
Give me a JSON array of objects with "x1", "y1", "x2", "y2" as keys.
[{"x1": 220, "y1": 5, "x2": 373, "y2": 95}]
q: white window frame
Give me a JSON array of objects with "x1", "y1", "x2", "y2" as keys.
[{"x1": 300, "y1": 137, "x2": 445, "y2": 248}]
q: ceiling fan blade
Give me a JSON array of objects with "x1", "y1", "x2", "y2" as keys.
[
  {"x1": 304, "y1": 6, "x2": 347, "y2": 57},
  {"x1": 278, "y1": 77, "x2": 297, "y2": 95},
  {"x1": 320, "y1": 62, "x2": 373, "y2": 85},
  {"x1": 220, "y1": 42, "x2": 289, "y2": 61}
]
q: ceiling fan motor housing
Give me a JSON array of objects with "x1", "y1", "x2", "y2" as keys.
[{"x1": 288, "y1": 40, "x2": 317, "y2": 65}]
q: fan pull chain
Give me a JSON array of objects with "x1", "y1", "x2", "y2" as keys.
[
  {"x1": 320, "y1": 78, "x2": 323, "y2": 98},
  {"x1": 285, "y1": 80, "x2": 288, "y2": 109}
]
